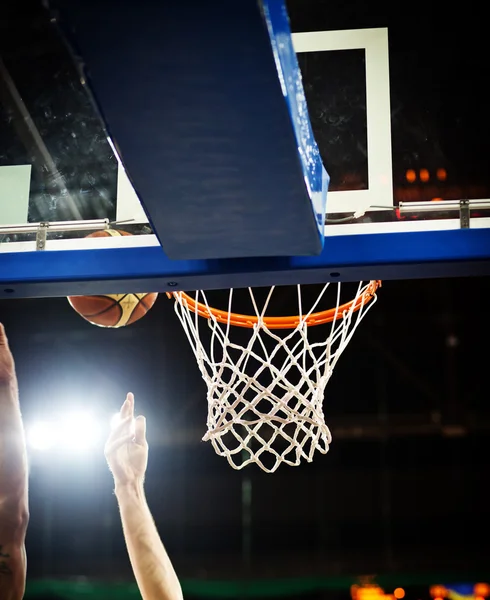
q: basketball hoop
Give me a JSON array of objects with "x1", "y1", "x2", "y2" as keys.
[{"x1": 168, "y1": 280, "x2": 380, "y2": 473}]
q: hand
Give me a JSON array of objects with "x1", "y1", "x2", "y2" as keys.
[
  {"x1": 105, "y1": 393, "x2": 148, "y2": 488},
  {"x1": 0, "y1": 324, "x2": 16, "y2": 385}
]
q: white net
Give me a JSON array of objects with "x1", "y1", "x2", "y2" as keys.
[{"x1": 171, "y1": 281, "x2": 379, "y2": 473}]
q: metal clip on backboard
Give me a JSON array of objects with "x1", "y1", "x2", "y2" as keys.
[
  {"x1": 36, "y1": 222, "x2": 49, "y2": 251},
  {"x1": 459, "y1": 199, "x2": 470, "y2": 229}
]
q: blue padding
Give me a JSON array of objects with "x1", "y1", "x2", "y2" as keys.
[
  {"x1": 2, "y1": 229, "x2": 490, "y2": 298},
  {"x1": 51, "y1": 0, "x2": 328, "y2": 260}
]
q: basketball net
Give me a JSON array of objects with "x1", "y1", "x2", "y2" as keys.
[{"x1": 169, "y1": 281, "x2": 380, "y2": 473}]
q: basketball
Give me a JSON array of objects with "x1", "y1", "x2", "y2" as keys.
[{"x1": 67, "y1": 230, "x2": 158, "y2": 328}]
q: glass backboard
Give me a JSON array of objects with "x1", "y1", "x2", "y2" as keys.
[{"x1": 1, "y1": 0, "x2": 489, "y2": 298}]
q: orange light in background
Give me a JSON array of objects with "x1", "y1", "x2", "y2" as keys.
[
  {"x1": 358, "y1": 587, "x2": 385, "y2": 599},
  {"x1": 353, "y1": 584, "x2": 393, "y2": 600},
  {"x1": 431, "y1": 197, "x2": 443, "y2": 202},
  {"x1": 406, "y1": 169, "x2": 417, "y2": 183},
  {"x1": 419, "y1": 168, "x2": 430, "y2": 182},
  {"x1": 394, "y1": 588, "x2": 406, "y2": 599},
  {"x1": 430, "y1": 586, "x2": 448, "y2": 598},
  {"x1": 475, "y1": 596, "x2": 485, "y2": 600},
  {"x1": 474, "y1": 584, "x2": 490, "y2": 597},
  {"x1": 436, "y1": 168, "x2": 447, "y2": 181}
]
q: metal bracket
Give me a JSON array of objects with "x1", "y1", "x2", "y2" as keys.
[
  {"x1": 0, "y1": 218, "x2": 110, "y2": 238},
  {"x1": 36, "y1": 222, "x2": 49, "y2": 251},
  {"x1": 459, "y1": 199, "x2": 470, "y2": 229},
  {"x1": 399, "y1": 198, "x2": 489, "y2": 215}
]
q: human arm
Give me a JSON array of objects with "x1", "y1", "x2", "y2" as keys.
[
  {"x1": 0, "y1": 325, "x2": 29, "y2": 600},
  {"x1": 115, "y1": 482, "x2": 182, "y2": 600},
  {"x1": 105, "y1": 393, "x2": 183, "y2": 600}
]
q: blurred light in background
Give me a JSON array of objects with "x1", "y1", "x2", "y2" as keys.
[
  {"x1": 436, "y1": 168, "x2": 447, "y2": 181},
  {"x1": 474, "y1": 585, "x2": 490, "y2": 598},
  {"x1": 406, "y1": 169, "x2": 416, "y2": 183},
  {"x1": 27, "y1": 410, "x2": 105, "y2": 454},
  {"x1": 27, "y1": 421, "x2": 57, "y2": 451}
]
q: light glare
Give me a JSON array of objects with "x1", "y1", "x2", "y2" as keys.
[
  {"x1": 110, "y1": 412, "x2": 122, "y2": 430},
  {"x1": 27, "y1": 410, "x2": 104, "y2": 454},
  {"x1": 58, "y1": 411, "x2": 102, "y2": 453},
  {"x1": 27, "y1": 421, "x2": 56, "y2": 451}
]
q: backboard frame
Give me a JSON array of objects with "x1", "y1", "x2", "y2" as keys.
[
  {"x1": 2, "y1": 226, "x2": 490, "y2": 299},
  {"x1": 2, "y1": 9, "x2": 490, "y2": 298}
]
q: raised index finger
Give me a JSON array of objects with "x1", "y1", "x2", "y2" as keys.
[{"x1": 121, "y1": 392, "x2": 135, "y2": 420}]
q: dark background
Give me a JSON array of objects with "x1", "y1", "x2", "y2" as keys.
[
  {"x1": 1, "y1": 0, "x2": 490, "y2": 597},
  {"x1": 1, "y1": 277, "x2": 489, "y2": 584}
]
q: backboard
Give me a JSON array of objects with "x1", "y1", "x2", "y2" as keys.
[{"x1": 1, "y1": 0, "x2": 490, "y2": 299}]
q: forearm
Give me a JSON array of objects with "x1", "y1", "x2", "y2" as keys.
[
  {"x1": 115, "y1": 482, "x2": 183, "y2": 600},
  {"x1": 0, "y1": 382, "x2": 28, "y2": 510}
]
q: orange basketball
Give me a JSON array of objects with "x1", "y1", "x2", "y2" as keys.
[{"x1": 67, "y1": 230, "x2": 158, "y2": 328}]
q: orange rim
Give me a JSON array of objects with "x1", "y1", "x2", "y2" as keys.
[{"x1": 168, "y1": 281, "x2": 381, "y2": 329}]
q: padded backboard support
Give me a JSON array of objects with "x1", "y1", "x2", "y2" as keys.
[{"x1": 50, "y1": 0, "x2": 328, "y2": 260}]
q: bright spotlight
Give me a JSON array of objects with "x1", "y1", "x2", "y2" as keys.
[
  {"x1": 27, "y1": 410, "x2": 105, "y2": 455},
  {"x1": 58, "y1": 411, "x2": 103, "y2": 453},
  {"x1": 27, "y1": 421, "x2": 56, "y2": 451}
]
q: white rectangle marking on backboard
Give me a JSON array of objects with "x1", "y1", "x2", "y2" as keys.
[
  {"x1": 0, "y1": 165, "x2": 32, "y2": 225},
  {"x1": 292, "y1": 28, "x2": 393, "y2": 214},
  {"x1": 116, "y1": 165, "x2": 149, "y2": 224}
]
